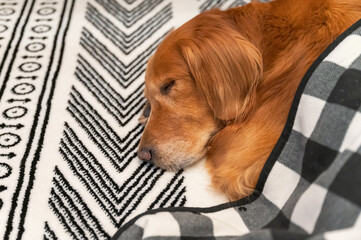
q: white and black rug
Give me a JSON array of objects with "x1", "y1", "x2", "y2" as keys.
[{"x1": 0, "y1": 0, "x2": 248, "y2": 239}]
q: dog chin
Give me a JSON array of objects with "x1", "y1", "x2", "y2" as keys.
[{"x1": 152, "y1": 156, "x2": 200, "y2": 171}]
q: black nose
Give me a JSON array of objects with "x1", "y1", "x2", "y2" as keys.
[{"x1": 138, "y1": 147, "x2": 152, "y2": 162}]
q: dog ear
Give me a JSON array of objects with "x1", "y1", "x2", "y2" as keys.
[{"x1": 180, "y1": 11, "x2": 262, "y2": 121}]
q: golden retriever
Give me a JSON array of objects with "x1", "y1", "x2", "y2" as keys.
[{"x1": 137, "y1": 0, "x2": 361, "y2": 200}]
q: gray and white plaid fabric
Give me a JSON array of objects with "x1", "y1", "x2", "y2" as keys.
[{"x1": 112, "y1": 19, "x2": 361, "y2": 240}]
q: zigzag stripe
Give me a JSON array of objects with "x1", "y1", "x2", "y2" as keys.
[
  {"x1": 62, "y1": 124, "x2": 153, "y2": 205},
  {"x1": 60, "y1": 124, "x2": 172, "y2": 221},
  {"x1": 116, "y1": 166, "x2": 161, "y2": 210},
  {"x1": 71, "y1": 75, "x2": 146, "y2": 127},
  {"x1": 170, "y1": 187, "x2": 187, "y2": 207},
  {"x1": 68, "y1": 65, "x2": 187, "y2": 227},
  {"x1": 95, "y1": 0, "x2": 164, "y2": 28},
  {"x1": 67, "y1": 96, "x2": 139, "y2": 171},
  {"x1": 59, "y1": 137, "x2": 165, "y2": 227},
  {"x1": 75, "y1": 57, "x2": 145, "y2": 117},
  {"x1": 124, "y1": 0, "x2": 137, "y2": 4},
  {"x1": 62, "y1": 124, "x2": 151, "y2": 202},
  {"x1": 61, "y1": 128, "x2": 119, "y2": 201},
  {"x1": 70, "y1": 87, "x2": 144, "y2": 144},
  {"x1": 77, "y1": 55, "x2": 144, "y2": 107},
  {"x1": 228, "y1": 0, "x2": 249, "y2": 8},
  {"x1": 66, "y1": 100, "x2": 129, "y2": 172},
  {"x1": 69, "y1": 87, "x2": 143, "y2": 154},
  {"x1": 159, "y1": 177, "x2": 185, "y2": 208},
  {"x1": 59, "y1": 142, "x2": 145, "y2": 226},
  {"x1": 44, "y1": 0, "x2": 189, "y2": 236},
  {"x1": 116, "y1": 168, "x2": 165, "y2": 226},
  {"x1": 200, "y1": 0, "x2": 228, "y2": 11},
  {"x1": 59, "y1": 141, "x2": 120, "y2": 225},
  {"x1": 66, "y1": 111, "x2": 138, "y2": 174},
  {"x1": 81, "y1": 27, "x2": 162, "y2": 76},
  {"x1": 80, "y1": 28, "x2": 167, "y2": 88},
  {"x1": 48, "y1": 199, "x2": 78, "y2": 240},
  {"x1": 74, "y1": 68, "x2": 145, "y2": 125},
  {"x1": 175, "y1": 191, "x2": 187, "y2": 206},
  {"x1": 65, "y1": 115, "x2": 138, "y2": 176},
  {"x1": 64, "y1": 125, "x2": 121, "y2": 189},
  {"x1": 52, "y1": 167, "x2": 109, "y2": 239},
  {"x1": 58, "y1": 93, "x2": 187, "y2": 230},
  {"x1": 86, "y1": 3, "x2": 172, "y2": 55},
  {"x1": 115, "y1": 166, "x2": 159, "y2": 209},
  {"x1": 44, "y1": 222, "x2": 58, "y2": 240},
  {"x1": 51, "y1": 178, "x2": 98, "y2": 239},
  {"x1": 148, "y1": 170, "x2": 184, "y2": 210},
  {"x1": 49, "y1": 190, "x2": 86, "y2": 239}
]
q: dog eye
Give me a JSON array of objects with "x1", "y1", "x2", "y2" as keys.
[
  {"x1": 160, "y1": 80, "x2": 175, "y2": 95},
  {"x1": 143, "y1": 101, "x2": 151, "y2": 118}
]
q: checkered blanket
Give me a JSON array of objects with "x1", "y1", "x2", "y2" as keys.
[{"x1": 111, "y1": 19, "x2": 361, "y2": 240}]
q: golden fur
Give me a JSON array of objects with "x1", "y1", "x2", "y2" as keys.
[{"x1": 138, "y1": 0, "x2": 361, "y2": 200}]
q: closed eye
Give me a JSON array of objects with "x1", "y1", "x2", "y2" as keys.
[
  {"x1": 139, "y1": 101, "x2": 151, "y2": 124},
  {"x1": 160, "y1": 80, "x2": 175, "y2": 95},
  {"x1": 143, "y1": 101, "x2": 151, "y2": 117}
]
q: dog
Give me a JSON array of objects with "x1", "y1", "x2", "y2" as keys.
[{"x1": 137, "y1": 0, "x2": 361, "y2": 200}]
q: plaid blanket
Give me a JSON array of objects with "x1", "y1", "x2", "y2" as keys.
[{"x1": 111, "y1": 19, "x2": 361, "y2": 240}]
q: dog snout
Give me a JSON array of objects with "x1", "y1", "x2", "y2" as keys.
[{"x1": 137, "y1": 147, "x2": 153, "y2": 162}]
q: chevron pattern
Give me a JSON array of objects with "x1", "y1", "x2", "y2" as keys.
[
  {"x1": 200, "y1": 0, "x2": 250, "y2": 11},
  {"x1": 45, "y1": 0, "x2": 187, "y2": 238},
  {"x1": 95, "y1": 0, "x2": 164, "y2": 27},
  {"x1": 79, "y1": 27, "x2": 168, "y2": 88},
  {"x1": 74, "y1": 56, "x2": 146, "y2": 127},
  {"x1": 0, "y1": 0, "x2": 257, "y2": 239},
  {"x1": 56, "y1": 121, "x2": 185, "y2": 227},
  {"x1": 200, "y1": 0, "x2": 228, "y2": 12},
  {"x1": 48, "y1": 166, "x2": 109, "y2": 239},
  {"x1": 66, "y1": 87, "x2": 141, "y2": 171},
  {"x1": 86, "y1": 3, "x2": 172, "y2": 55},
  {"x1": 228, "y1": 0, "x2": 250, "y2": 8}
]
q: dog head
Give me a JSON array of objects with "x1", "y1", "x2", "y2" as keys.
[{"x1": 138, "y1": 9, "x2": 263, "y2": 171}]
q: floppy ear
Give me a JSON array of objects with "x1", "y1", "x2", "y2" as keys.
[{"x1": 180, "y1": 12, "x2": 262, "y2": 121}]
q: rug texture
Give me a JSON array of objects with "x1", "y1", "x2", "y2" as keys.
[{"x1": 0, "y1": 0, "x2": 247, "y2": 239}]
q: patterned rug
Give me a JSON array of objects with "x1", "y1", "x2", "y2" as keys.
[{"x1": 0, "y1": 0, "x2": 247, "y2": 239}]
